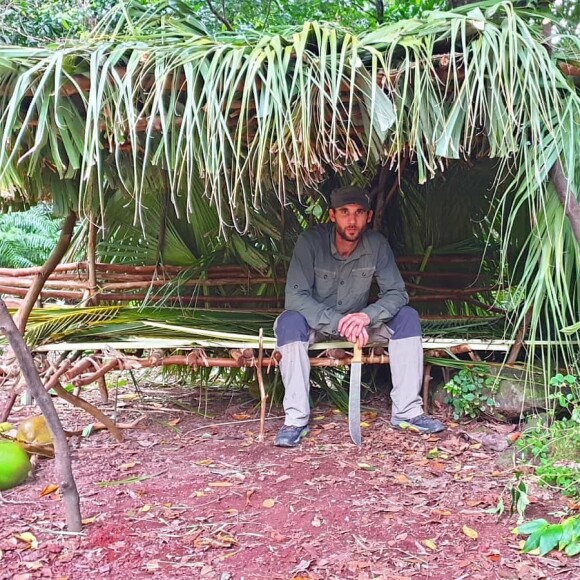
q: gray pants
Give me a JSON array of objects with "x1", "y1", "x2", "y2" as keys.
[{"x1": 274, "y1": 307, "x2": 424, "y2": 427}]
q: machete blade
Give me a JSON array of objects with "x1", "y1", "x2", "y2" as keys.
[{"x1": 348, "y1": 343, "x2": 362, "y2": 446}]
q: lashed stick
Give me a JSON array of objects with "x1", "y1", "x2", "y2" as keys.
[{"x1": 256, "y1": 328, "x2": 267, "y2": 442}]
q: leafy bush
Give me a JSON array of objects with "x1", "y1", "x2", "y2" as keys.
[
  {"x1": 516, "y1": 373, "x2": 580, "y2": 498},
  {"x1": 515, "y1": 516, "x2": 580, "y2": 557},
  {"x1": 443, "y1": 364, "x2": 497, "y2": 420}
]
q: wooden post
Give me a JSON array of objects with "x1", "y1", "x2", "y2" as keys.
[
  {"x1": 87, "y1": 216, "x2": 99, "y2": 306},
  {"x1": 256, "y1": 328, "x2": 267, "y2": 442},
  {"x1": 507, "y1": 309, "x2": 532, "y2": 364},
  {"x1": 0, "y1": 299, "x2": 82, "y2": 532},
  {"x1": 1, "y1": 210, "x2": 77, "y2": 421},
  {"x1": 422, "y1": 364, "x2": 432, "y2": 413}
]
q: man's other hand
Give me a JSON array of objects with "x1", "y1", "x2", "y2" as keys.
[{"x1": 338, "y1": 312, "x2": 371, "y2": 347}]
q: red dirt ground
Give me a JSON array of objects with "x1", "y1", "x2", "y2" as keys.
[{"x1": 0, "y1": 382, "x2": 578, "y2": 580}]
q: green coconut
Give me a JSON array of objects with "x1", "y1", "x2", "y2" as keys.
[{"x1": 0, "y1": 440, "x2": 31, "y2": 491}]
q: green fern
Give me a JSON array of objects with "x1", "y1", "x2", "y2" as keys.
[{"x1": 0, "y1": 204, "x2": 63, "y2": 268}]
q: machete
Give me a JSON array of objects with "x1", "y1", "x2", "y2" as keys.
[{"x1": 348, "y1": 342, "x2": 362, "y2": 446}]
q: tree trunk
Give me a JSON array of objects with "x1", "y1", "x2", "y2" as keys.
[
  {"x1": 550, "y1": 162, "x2": 580, "y2": 245},
  {"x1": 376, "y1": 1, "x2": 384, "y2": 25},
  {"x1": 447, "y1": 0, "x2": 480, "y2": 6},
  {"x1": 541, "y1": 21, "x2": 580, "y2": 246},
  {"x1": 0, "y1": 299, "x2": 82, "y2": 532}
]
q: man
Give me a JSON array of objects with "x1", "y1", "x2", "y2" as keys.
[{"x1": 274, "y1": 185, "x2": 445, "y2": 447}]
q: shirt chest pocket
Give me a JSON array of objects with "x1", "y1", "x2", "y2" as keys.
[
  {"x1": 350, "y1": 267, "x2": 375, "y2": 294},
  {"x1": 314, "y1": 267, "x2": 337, "y2": 300}
]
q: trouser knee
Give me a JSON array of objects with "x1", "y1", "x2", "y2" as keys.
[
  {"x1": 275, "y1": 310, "x2": 310, "y2": 346},
  {"x1": 388, "y1": 306, "x2": 421, "y2": 339}
]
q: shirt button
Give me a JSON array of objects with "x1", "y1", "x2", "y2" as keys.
[
  {"x1": 293, "y1": 284, "x2": 298, "y2": 289},
  {"x1": 324, "y1": 275, "x2": 328, "y2": 279},
  {"x1": 340, "y1": 281, "x2": 345, "y2": 285},
  {"x1": 362, "y1": 272, "x2": 367, "y2": 277},
  {"x1": 338, "y1": 300, "x2": 342, "y2": 305}
]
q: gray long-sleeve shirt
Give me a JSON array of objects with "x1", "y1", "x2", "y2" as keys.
[{"x1": 285, "y1": 224, "x2": 409, "y2": 336}]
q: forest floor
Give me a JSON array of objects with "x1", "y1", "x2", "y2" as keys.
[{"x1": 0, "y1": 379, "x2": 579, "y2": 580}]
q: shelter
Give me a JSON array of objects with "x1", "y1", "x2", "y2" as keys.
[{"x1": 0, "y1": 0, "x2": 578, "y2": 371}]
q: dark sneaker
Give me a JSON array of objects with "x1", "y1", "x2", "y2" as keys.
[
  {"x1": 274, "y1": 425, "x2": 310, "y2": 447},
  {"x1": 392, "y1": 414, "x2": 445, "y2": 434}
]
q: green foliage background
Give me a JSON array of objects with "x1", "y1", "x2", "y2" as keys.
[
  {"x1": 0, "y1": 0, "x2": 451, "y2": 45},
  {"x1": 1, "y1": 0, "x2": 577, "y2": 46}
]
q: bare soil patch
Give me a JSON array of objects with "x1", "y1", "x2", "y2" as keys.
[{"x1": 0, "y1": 382, "x2": 578, "y2": 580}]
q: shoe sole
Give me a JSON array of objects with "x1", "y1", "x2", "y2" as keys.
[{"x1": 393, "y1": 421, "x2": 445, "y2": 434}]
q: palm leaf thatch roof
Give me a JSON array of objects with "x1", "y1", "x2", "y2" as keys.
[
  {"x1": 0, "y1": 0, "x2": 578, "y2": 363},
  {"x1": 0, "y1": 1, "x2": 575, "y2": 225}
]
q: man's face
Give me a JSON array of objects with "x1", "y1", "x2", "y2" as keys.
[{"x1": 329, "y1": 203, "x2": 373, "y2": 243}]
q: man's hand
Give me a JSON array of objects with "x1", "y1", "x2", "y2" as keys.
[{"x1": 338, "y1": 312, "x2": 371, "y2": 347}]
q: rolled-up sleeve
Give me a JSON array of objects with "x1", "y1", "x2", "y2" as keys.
[
  {"x1": 285, "y1": 234, "x2": 342, "y2": 334},
  {"x1": 361, "y1": 240, "x2": 408, "y2": 325}
]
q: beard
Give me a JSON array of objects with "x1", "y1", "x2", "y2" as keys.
[{"x1": 335, "y1": 224, "x2": 364, "y2": 243}]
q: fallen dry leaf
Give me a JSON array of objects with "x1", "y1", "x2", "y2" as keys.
[
  {"x1": 245, "y1": 488, "x2": 256, "y2": 506},
  {"x1": 433, "y1": 509, "x2": 452, "y2": 516},
  {"x1": 275, "y1": 475, "x2": 291, "y2": 484},
  {"x1": 394, "y1": 474, "x2": 410, "y2": 484},
  {"x1": 270, "y1": 530, "x2": 287, "y2": 542},
  {"x1": 24, "y1": 560, "x2": 43, "y2": 571},
  {"x1": 15, "y1": 533, "x2": 38, "y2": 550},
  {"x1": 119, "y1": 462, "x2": 138, "y2": 471},
  {"x1": 422, "y1": 539, "x2": 437, "y2": 550},
  {"x1": 428, "y1": 460, "x2": 446, "y2": 472},
  {"x1": 145, "y1": 560, "x2": 160, "y2": 571},
  {"x1": 207, "y1": 481, "x2": 233, "y2": 487},
  {"x1": 232, "y1": 413, "x2": 251, "y2": 420},
  {"x1": 39, "y1": 484, "x2": 59, "y2": 497},
  {"x1": 119, "y1": 393, "x2": 139, "y2": 401},
  {"x1": 358, "y1": 462, "x2": 375, "y2": 471},
  {"x1": 262, "y1": 499, "x2": 276, "y2": 508},
  {"x1": 194, "y1": 532, "x2": 237, "y2": 550},
  {"x1": 462, "y1": 525, "x2": 479, "y2": 540}
]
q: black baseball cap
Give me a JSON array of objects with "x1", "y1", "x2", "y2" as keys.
[{"x1": 330, "y1": 186, "x2": 371, "y2": 211}]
